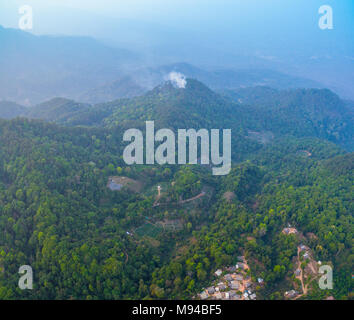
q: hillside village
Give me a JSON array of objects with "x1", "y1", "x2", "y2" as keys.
[
  {"x1": 197, "y1": 256, "x2": 263, "y2": 300},
  {"x1": 197, "y1": 226, "x2": 329, "y2": 301},
  {"x1": 282, "y1": 227, "x2": 325, "y2": 300},
  {"x1": 106, "y1": 176, "x2": 334, "y2": 301}
]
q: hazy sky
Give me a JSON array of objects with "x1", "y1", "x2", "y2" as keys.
[
  {"x1": 1, "y1": 1, "x2": 353, "y2": 68},
  {"x1": 0, "y1": 0, "x2": 353, "y2": 98},
  {"x1": 1, "y1": 0, "x2": 353, "y2": 49}
]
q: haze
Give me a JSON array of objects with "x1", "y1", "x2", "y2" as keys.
[{"x1": 0, "y1": 0, "x2": 353, "y2": 99}]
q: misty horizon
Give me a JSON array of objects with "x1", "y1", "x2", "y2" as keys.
[{"x1": 0, "y1": 0, "x2": 353, "y2": 103}]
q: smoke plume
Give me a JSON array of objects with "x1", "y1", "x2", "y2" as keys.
[{"x1": 167, "y1": 72, "x2": 187, "y2": 89}]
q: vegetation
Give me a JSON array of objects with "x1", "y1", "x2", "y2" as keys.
[{"x1": 0, "y1": 80, "x2": 352, "y2": 300}]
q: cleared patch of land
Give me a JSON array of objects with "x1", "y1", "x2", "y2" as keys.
[
  {"x1": 158, "y1": 219, "x2": 183, "y2": 231},
  {"x1": 135, "y1": 222, "x2": 162, "y2": 238},
  {"x1": 107, "y1": 176, "x2": 143, "y2": 193}
]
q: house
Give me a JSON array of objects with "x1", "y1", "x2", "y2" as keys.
[
  {"x1": 215, "y1": 269, "x2": 222, "y2": 277},
  {"x1": 200, "y1": 291, "x2": 209, "y2": 300},
  {"x1": 207, "y1": 287, "x2": 215, "y2": 294},
  {"x1": 303, "y1": 252, "x2": 310, "y2": 260},
  {"x1": 282, "y1": 227, "x2": 298, "y2": 235},
  {"x1": 245, "y1": 282, "x2": 252, "y2": 289},
  {"x1": 215, "y1": 292, "x2": 222, "y2": 300},
  {"x1": 295, "y1": 269, "x2": 301, "y2": 276},
  {"x1": 229, "y1": 294, "x2": 241, "y2": 300},
  {"x1": 250, "y1": 293, "x2": 257, "y2": 300},
  {"x1": 243, "y1": 292, "x2": 249, "y2": 298},
  {"x1": 215, "y1": 287, "x2": 220, "y2": 292},
  {"x1": 223, "y1": 292, "x2": 230, "y2": 300},
  {"x1": 257, "y1": 278, "x2": 264, "y2": 284},
  {"x1": 230, "y1": 281, "x2": 240, "y2": 290},
  {"x1": 229, "y1": 290, "x2": 237, "y2": 298},
  {"x1": 285, "y1": 290, "x2": 298, "y2": 299},
  {"x1": 300, "y1": 244, "x2": 307, "y2": 251},
  {"x1": 218, "y1": 283, "x2": 226, "y2": 291},
  {"x1": 224, "y1": 274, "x2": 233, "y2": 281},
  {"x1": 235, "y1": 274, "x2": 243, "y2": 281}
]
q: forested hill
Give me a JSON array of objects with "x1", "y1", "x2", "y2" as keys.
[
  {"x1": 0, "y1": 78, "x2": 352, "y2": 300},
  {"x1": 222, "y1": 86, "x2": 354, "y2": 150},
  {"x1": 25, "y1": 98, "x2": 91, "y2": 124},
  {"x1": 78, "y1": 76, "x2": 146, "y2": 104},
  {"x1": 0, "y1": 118, "x2": 352, "y2": 300},
  {"x1": 6, "y1": 79, "x2": 352, "y2": 152},
  {"x1": 101, "y1": 79, "x2": 236, "y2": 130},
  {"x1": 0, "y1": 101, "x2": 27, "y2": 119}
]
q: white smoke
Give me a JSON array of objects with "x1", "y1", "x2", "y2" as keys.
[{"x1": 167, "y1": 72, "x2": 187, "y2": 89}]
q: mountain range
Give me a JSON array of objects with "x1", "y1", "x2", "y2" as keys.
[
  {"x1": 0, "y1": 25, "x2": 136, "y2": 105},
  {"x1": 1, "y1": 78, "x2": 353, "y2": 154},
  {"x1": 0, "y1": 26, "x2": 337, "y2": 106}
]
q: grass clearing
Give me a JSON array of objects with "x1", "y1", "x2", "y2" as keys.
[{"x1": 107, "y1": 176, "x2": 143, "y2": 193}]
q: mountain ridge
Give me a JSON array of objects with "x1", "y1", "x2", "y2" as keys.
[{"x1": 1, "y1": 78, "x2": 352, "y2": 151}]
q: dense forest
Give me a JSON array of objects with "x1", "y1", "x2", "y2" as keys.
[{"x1": 0, "y1": 79, "x2": 352, "y2": 300}]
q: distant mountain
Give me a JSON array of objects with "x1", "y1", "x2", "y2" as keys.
[
  {"x1": 25, "y1": 98, "x2": 91, "y2": 124},
  {"x1": 0, "y1": 100, "x2": 26, "y2": 119},
  {"x1": 0, "y1": 25, "x2": 329, "y2": 107},
  {"x1": 0, "y1": 26, "x2": 137, "y2": 105},
  {"x1": 130, "y1": 62, "x2": 324, "y2": 92},
  {"x1": 81, "y1": 62, "x2": 325, "y2": 106},
  {"x1": 78, "y1": 76, "x2": 146, "y2": 104},
  {"x1": 21, "y1": 78, "x2": 353, "y2": 152}
]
